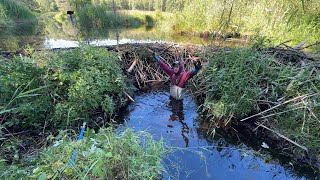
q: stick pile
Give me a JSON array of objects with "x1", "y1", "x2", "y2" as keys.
[{"x1": 115, "y1": 43, "x2": 213, "y2": 91}]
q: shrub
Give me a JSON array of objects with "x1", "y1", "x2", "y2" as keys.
[{"x1": 0, "y1": 46, "x2": 130, "y2": 129}]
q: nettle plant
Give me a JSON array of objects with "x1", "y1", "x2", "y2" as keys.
[
  {"x1": 49, "y1": 46, "x2": 127, "y2": 127},
  {"x1": 0, "y1": 46, "x2": 128, "y2": 129},
  {"x1": 31, "y1": 128, "x2": 165, "y2": 179}
]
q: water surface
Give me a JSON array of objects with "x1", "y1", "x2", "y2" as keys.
[{"x1": 117, "y1": 90, "x2": 318, "y2": 179}]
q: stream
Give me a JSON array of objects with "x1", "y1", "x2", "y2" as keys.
[{"x1": 116, "y1": 90, "x2": 319, "y2": 180}]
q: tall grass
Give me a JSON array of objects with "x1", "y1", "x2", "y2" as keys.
[
  {"x1": 202, "y1": 47, "x2": 320, "y2": 157},
  {"x1": 0, "y1": 0, "x2": 38, "y2": 51},
  {"x1": 202, "y1": 49, "x2": 288, "y2": 121},
  {"x1": 0, "y1": 0, "x2": 35, "y2": 20},
  {"x1": 76, "y1": 4, "x2": 160, "y2": 38},
  {"x1": 154, "y1": 0, "x2": 320, "y2": 50}
]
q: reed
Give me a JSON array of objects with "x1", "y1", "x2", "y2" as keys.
[
  {"x1": 0, "y1": 0, "x2": 38, "y2": 50},
  {"x1": 161, "y1": 0, "x2": 319, "y2": 50},
  {"x1": 0, "y1": 0, "x2": 35, "y2": 20}
]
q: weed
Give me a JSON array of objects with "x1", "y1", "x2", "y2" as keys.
[{"x1": 0, "y1": 127, "x2": 166, "y2": 179}]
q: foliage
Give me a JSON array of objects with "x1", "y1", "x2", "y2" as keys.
[
  {"x1": 0, "y1": 46, "x2": 129, "y2": 129},
  {"x1": 0, "y1": 158, "x2": 29, "y2": 179},
  {"x1": 203, "y1": 49, "x2": 289, "y2": 120},
  {"x1": 0, "y1": 0, "x2": 35, "y2": 20},
  {"x1": 0, "y1": 0, "x2": 38, "y2": 51},
  {"x1": 76, "y1": 3, "x2": 159, "y2": 37},
  {"x1": 0, "y1": 127, "x2": 165, "y2": 179},
  {"x1": 165, "y1": 0, "x2": 319, "y2": 49},
  {"x1": 49, "y1": 46, "x2": 126, "y2": 126},
  {"x1": 0, "y1": 57, "x2": 50, "y2": 128},
  {"x1": 202, "y1": 47, "x2": 320, "y2": 154},
  {"x1": 35, "y1": 0, "x2": 58, "y2": 12}
]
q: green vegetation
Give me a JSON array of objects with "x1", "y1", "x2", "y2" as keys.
[
  {"x1": 1, "y1": 0, "x2": 319, "y2": 51},
  {"x1": 202, "y1": 46, "x2": 319, "y2": 157},
  {"x1": 0, "y1": 0, "x2": 38, "y2": 51},
  {"x1": 161, "y1": 0, "x2": 319, "y2": 47},
  {"x1": 0, "y1": 46, "x2": 129, "y2": 130},
  {"x1": 75, "y1": 4, "x2": 161, "y2": 37},
  {"x1": 0, "y1": 44, "x2": 167, "y2": 179},
  {"x1": 0, "y1": 127, "x2": 165, "y2": 179},
  {"x1": 68, "y1": 0, "x2": 320, "y2": 49}
]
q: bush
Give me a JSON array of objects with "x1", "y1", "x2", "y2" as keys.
[{"x1": 0, "y1": 46, "x2": 129, "y2": 129}]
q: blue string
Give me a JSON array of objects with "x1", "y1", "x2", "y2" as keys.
[{"x1": 69, "y1": 122, "x2": 86, "y2": 167}]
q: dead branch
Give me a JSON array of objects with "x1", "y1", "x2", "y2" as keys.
[
  {"x1": 240, "y1": 93, "x2": 319, "y2": 122},
  {"x1": 255, "y1": 122, "x2": 308, "y2": 152}
]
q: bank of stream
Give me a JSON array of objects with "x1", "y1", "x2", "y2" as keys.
[
  {"x1": 1, "y1": 42, "x2": 319, "y2": 179},
  {"x1": 115, "y1": 88, "x2": 319, "y2": 179}
]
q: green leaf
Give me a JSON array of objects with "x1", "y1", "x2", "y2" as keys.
[
  {"x1": 105, "y1": 152, "x2": 113, "y2": 158},
  {"x1": 37, "y1": 172, "x2": 47, "y2": 180},
  {"x1": 0, "y1": 108, "x2": 16, "y2": 115}
]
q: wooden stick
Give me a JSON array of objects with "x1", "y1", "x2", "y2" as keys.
[
  {"x1": 301, "y1": 97, "x2": 320, "y2": 124},
  {"x1": 240, "y1": 93, "x2": 319, "y2": 122},
  {"x1": 302, "y1": 41, "x2": 320, "y2": 49},
  {"x1": 145, "y1": 79, "x2": 165, "y2": 83},
  {"x1": 254, "y1": 122, "x2": 308, "y2": 152},
  {"x1": 258, "y1": 106, "x2": 304, "y2": 119},
  {"x1": 135, "y1": 72, "x2": 141, "y2": 89},
  {"x1": 123, "y1": 91, "x2": 134, "y2": 102},
  {"x1": 127, "y1": 59, "x2": 137, "y2": 73}
]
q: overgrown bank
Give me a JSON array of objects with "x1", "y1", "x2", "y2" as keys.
[
  {"x1": 200, "y1": 46, "x2": 320, "y2": 168},
  {"x1": 0, "y1": 46, "x2": 167, "y2": 179},
  {"x1": 0, "y1": 43, "x2": 319, "y2": 178},
  {"x1": 1, "y1": 128, "x2": 165, "y2": 179},
  {"x1": 1, "y1": 46, "x2": 131, "y2": 131}
]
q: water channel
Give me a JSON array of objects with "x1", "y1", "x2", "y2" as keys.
[{"x1": 116, "y1": 89, "x2": 319, "y2": 180}]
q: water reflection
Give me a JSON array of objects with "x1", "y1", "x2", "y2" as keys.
[
  {"x1": 168, "y1": 96, "x2": 190, "y2": 147},
  {"x1": 1, "y1": 12, "x2": 250, "y2": 51},
  {"x1": 43, "y1": 38, "x2": 171, "y2": 49},
  {"x1": 117, "y1": 90, "x2": 319, "y2": 180}
]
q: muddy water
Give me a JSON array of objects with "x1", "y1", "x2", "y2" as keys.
[{"x1": 117, "y1": 90, "x2": 318, "y2": 180}]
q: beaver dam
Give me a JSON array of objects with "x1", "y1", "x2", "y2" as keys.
[{"x1": 0, "y1": 42, "x2": 319, "y2": 179}]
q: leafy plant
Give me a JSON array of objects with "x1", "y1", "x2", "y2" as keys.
[
  {"x1": 0, "y1": 127, "x2": 166, "y2": 179},
  {"x1": 0, "y1": 46, "x2": 131, "y2": 129}
]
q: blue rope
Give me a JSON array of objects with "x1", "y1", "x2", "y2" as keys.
[{"x1": 69, "y1": 122, "x2": 86, "y2": 167}]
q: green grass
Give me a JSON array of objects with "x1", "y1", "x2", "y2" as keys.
[
  {"x1": 0, "y1": 127, "x2": 166, "y2": 179},
  {"x1": 0, "y1": 0, "x2": 35, "y2": 20},
  {"x1": 160, "y1": 0, "x2": 320, "y2": 51},
  {"x1": 0, "y1": 0, "x2": 38, "y2": 51},
  {"x1": 76, "y1": 5, "x2": 164, "y2": 37},
  {"x1": 201, "y1": 47, "x2": 320, "y2": 157}
]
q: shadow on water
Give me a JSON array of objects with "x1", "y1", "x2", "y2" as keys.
[{"x1": 117, "y1": 90, "x2": 319, "y2": 180}]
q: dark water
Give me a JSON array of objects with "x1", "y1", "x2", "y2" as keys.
[{"x1": 117, "y1": 90, "x2": 319, "y2": 180}]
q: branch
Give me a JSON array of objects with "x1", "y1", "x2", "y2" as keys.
[{"x1": 255, "y1": 122, "x2": 308, "y2": 152}]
